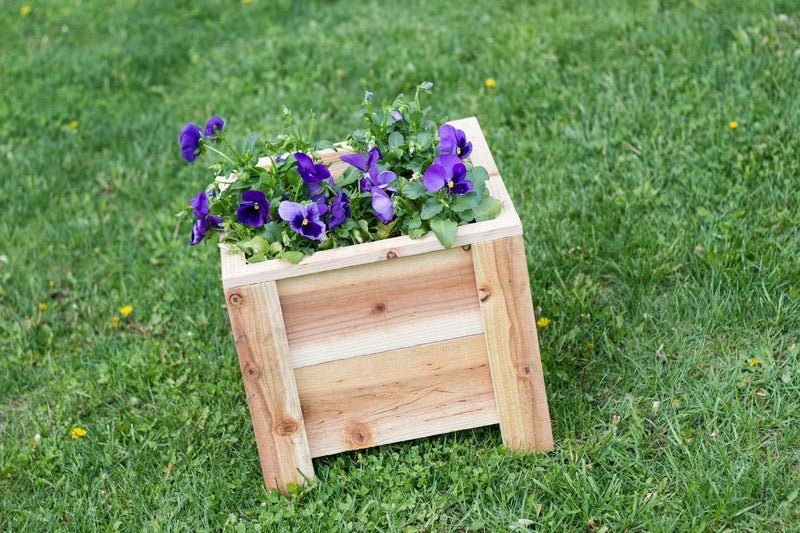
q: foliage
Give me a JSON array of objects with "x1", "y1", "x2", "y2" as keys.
[{"x1": 178, "y1": 84, "x2": 499, "y2": 263}]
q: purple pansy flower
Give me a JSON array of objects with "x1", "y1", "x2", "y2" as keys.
[
  {"x1": 423, "y1": 154, "x2": 473, "y2": 196},
  {"x1": 365, "y1": 90, "x2": 374, "y2": 101},
  {"x1": 295, "y1": 152, "x2": 334, "y2": 203},
  {"x1": 437, "y1": 124, "x2": 472, "y2": 160},
  {"x1": 204, "y1": 116, "x2": 224, "y2": 142},
  {"x1": 340, "y1": 147, "x2": 382, "y2": 191},
  {"x1": 188, "y1": 191, "x2": 224, "y2": 246},
  {"x1": 278, "y1": 201, "x2": 326, "y2": 240},
  {"x1": 179, "y1": 123, "x2": 203, "y2": 162},
  {"x1": 327, "y1": 191, "x2": 351, "y2": 228},
  {"x1": 391, "y1": 110, "x2": 403, "y2": 122},
  {"x1": 420, "y1": 81, "x2": 433, "y2": 91},
  {"x1": 237, "y1": 190, "x2": 271, "y2": 227},
  {"x1": 340, "y1": 147, "x2": 397, "y2": 223}
]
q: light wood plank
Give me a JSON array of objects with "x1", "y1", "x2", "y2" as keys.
[
  {"x1": 471, "y1": 236, "x2": 554, "y2": 452},
  {"x1": 294, "y1": 334, "x2": 499, "y2": 458},
  {"x1": 224, "y1": 282, "x2": 314, "y2": 492},
  {"x1": 278, "y1": 246, "x2": 484, "y2": 368}
]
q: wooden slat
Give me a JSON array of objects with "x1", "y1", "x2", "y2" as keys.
[
  {"x1": 220, "y1": 117, "x2": 523, "y2": 288},
  {"x1": 294, "y1": 334, "x2": 499, "y2": 458},
  {"x1": 278, "y1": 246, "x2": 484, "y2": 368},
  {"x1": 471, "y1": 236, "x2": 554, "y2": 452},
  {"x1": 224, "y1": 282, "x2": 314, "y2": 492}
]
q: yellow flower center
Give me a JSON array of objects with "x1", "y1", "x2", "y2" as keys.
[
  {"x1": 253, "y1": 204, "x2": 259, "y2": 210},
  {"x1": 457, "y1": 147, "x2": 462, "y2": 155},
  {"x1": 448, "y1": 182, "x2": 454, "y2": 188},
  {"x1": 302, "y1": 219, "x2": 308, "y2": 226}
]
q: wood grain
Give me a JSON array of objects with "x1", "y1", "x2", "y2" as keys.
[
  {"x1": 471, "y1": 236, "x2": 554, "y2": 452},
  {"x1": 294, "y1": 334, "x2": 499, "y2": 457},
  {"x1": 224, "y1": 281, "x2": 314, "y2": 492},
  {"x1": 277, "y1": 245, "x2": 484, "y2": 368}
]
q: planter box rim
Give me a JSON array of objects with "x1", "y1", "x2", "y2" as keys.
[{"x1": 220, "y1": 117, "x2": 521, "y2": 288}]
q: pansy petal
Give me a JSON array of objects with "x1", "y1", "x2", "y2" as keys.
[
  {"x1": 303, "y1": 219, "x2": 326, "y2": 240},
  {"x1": 435, "y1": 154, "x2": 463, "y2": 176},
  {"x1": 340, "y1": 153, "x2": 367, "y2": 172},
  {"x1": 278, "y1": 201, "x2": 304, "y2": 223},
  {"x1": 207, "y1": 215, "x2": 225, "y2": 230},
  {"x1": 371, "y1": 188, "x2": 394, "y2": 223},
  {"x1": 423, "y1": 164, "x2": 447, "y2": 192},
  {"x1": 437, "y1": 124, "x2": 457, "y2": 155},
  {"x1": 189, "y1": 191, "x2": 209, "y2": 217},
  {"x1": 190, "y1": 218, "x2": 208, "y2": 246},
  {"x1": 366, "y1": 147, "x2": 382, "y2": 167},
  {"x1": 376, "y1": 170, "x2": 397, "y2": 187},
  {"x1": 179, "y1": 124, "x2": 203, "y2": 162},
  {"x1": 451, "y1": 181, "x2": 473, "y2": 195},
  {"x1": 242, "y1": 190, "x2": 267, "y2": 204},
  {"x1": 204, "y1": 116, "x2": 224, "y2": 141}
]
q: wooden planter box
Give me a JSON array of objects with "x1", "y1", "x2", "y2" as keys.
[{"x1": 221, "y1": 117, "x2": 553, "y2": 493}]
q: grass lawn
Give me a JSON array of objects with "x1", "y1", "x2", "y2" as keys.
[{"x1": 2, "y1": 0, "x2": 799, "y2": 530}]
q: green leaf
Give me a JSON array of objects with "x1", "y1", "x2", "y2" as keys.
[
  {"x1": 451, "y1": 191, "x2": 482, "y2": 212},
  {"x1": 420, "y1": 197, "x2": 443, "y2": 220},
  {"x1": 416, "y1": 131, "x2": 432, "y2": 149},
  {"x1": 388, "y1": 131, "x2": 404, "y2": 149},
  {"x1": 239, "y1": 236, "x2": 271, "y2": 255},
  {"x1": 473, "y1": 196, "x2": 503, "y2": 222},
  {"x1": 314, "y1": 140, "x2": 335, "y2": 151},
  {"x1": 257, "y1": 222, "x2": 283, "y2": 243},
  {"x1": 402, "y1": 181, "x2": 429, "y2": 200},
  {"x1": 279, "y1": 250, "x2": 305, "y2": 264},
  {"x1": 335, "y1": 166, "x2": 361, "y2": 188},
  {"x1": 429, "y1": 217, "x2": 458, "y2": 249},
  {"x1": 468, "y1": 166, "x2": 490, "y2": 196}
]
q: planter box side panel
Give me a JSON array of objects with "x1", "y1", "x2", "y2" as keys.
[{"x1": 295, "y1": 333, "x2": 499, "y2": 458}]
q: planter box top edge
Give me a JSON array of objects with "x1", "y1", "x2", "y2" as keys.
[{"x1": 220, "y1": 117, "x2": 522, "y2": 288}]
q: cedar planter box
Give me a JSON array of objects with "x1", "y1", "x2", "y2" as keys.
[{"x1": 221, "y1": 117, "x2": 553, "y2": 493}]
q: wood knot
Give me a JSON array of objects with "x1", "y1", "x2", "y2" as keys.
[
  {"x1": 386, "y1": 250, "x2": 398, "y2": 259},
  {"x1": 374, "y1": 302, "x2": 386, "y2": 314},
  {"x1": 346, "y1": 422, "x2": 373, "y2": 448},
  {"x1": 242, "y1": 363, "x2": 261, "y2": 380},
  {"x1": 462, "y1": 244, "x2": 471, "y2": 251},
  {"x1": 478, "y1": 288, "x2": 491, "y2": 303},
  {"x1": 277, "y1": 420, "x2": 299, "y2": 436},
  {"x1": 228, "y1": 293, "x2": 244, "y2": 307}
]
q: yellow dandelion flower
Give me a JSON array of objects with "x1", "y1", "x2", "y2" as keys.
[
  {"x1": 671, "y1": 399, "x2": 680, "y2": 406},
  {"x1": 729, "y1": 121, "x2": 738, "y2": 130},
  {"x1": 120, "y1": 306, "x2": 133, "y2": 316},
  {"x1": 113, "y1": 316, "x2": 120, "y2": 324},
  {"x1": 749, "y1": 359, "x2": 759, "y2": 366},
  {"x1": 21, "y1": 6, "x2": 32, "y2": 15},
  {"x1": 485, "y1": 78, "x2": 496, "y2": 88},
  {"x1": 742, "y1": 378, "x2": 751, "y2": 384},
  {"x1": 71, "y1": 427, "x2": 87, "y2": 439},
  {"x1": 39, "y1": 302, "x2": 47, "y2": 311},
  {"x1": 243, "y1": 0, "x2": 252, "y2": 3},
  {"x1": 70, "y1": 121, "x2": 79, "y2": 129},
  {"x1": 49, "y1": 281, "x2": 55, "y2": 287},
  {"x1": 537, "y1": 317, "x2": 551, "y2": 328}
]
